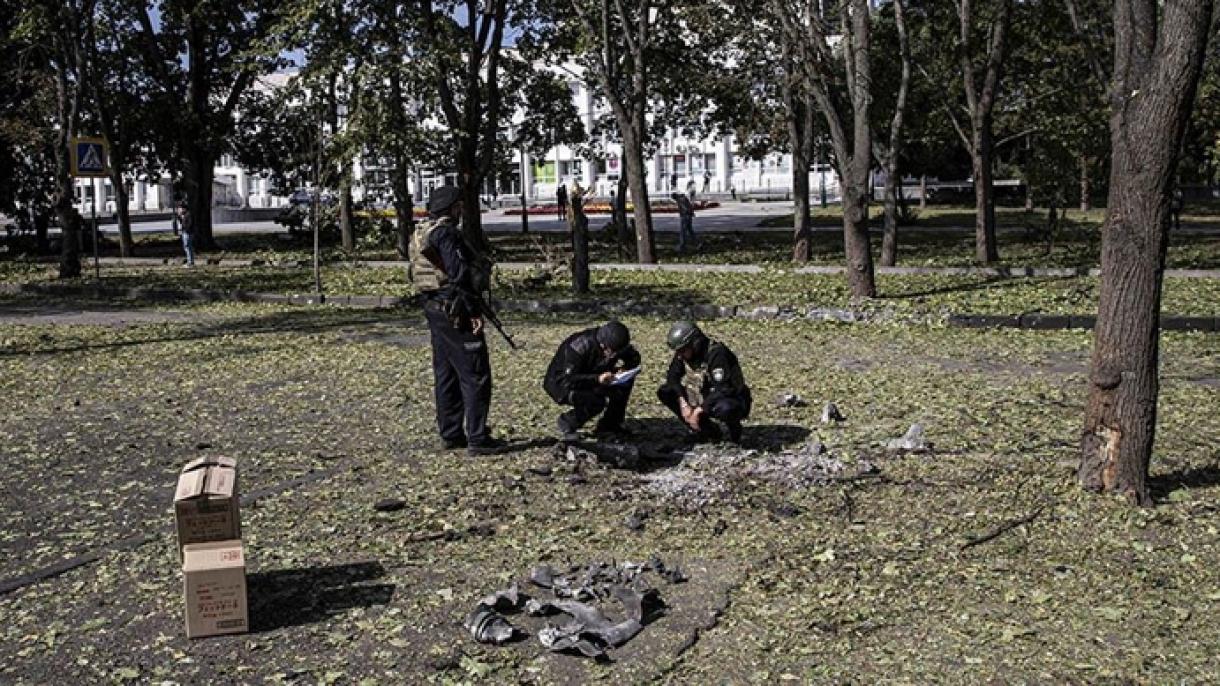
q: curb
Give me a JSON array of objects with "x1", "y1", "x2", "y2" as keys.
[{"x1": 3, "y1": 282, "x2": 1216, "y2": 333}]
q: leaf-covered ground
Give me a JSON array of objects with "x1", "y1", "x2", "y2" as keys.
[
  {"x1": 0, "y1": 294, "x2": 1218, "y2": 683},
  {"x1": 4, "y1": 261, "x2": 1219, "y2": 318}
]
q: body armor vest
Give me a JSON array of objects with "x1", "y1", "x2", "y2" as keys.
[{"x1": 408, "y1": 218, "x2": 452, "y2": 292}]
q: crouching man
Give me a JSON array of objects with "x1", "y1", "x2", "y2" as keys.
[
  {"x1": 657, "y1": 321, "x2": 751, "y2": 444},
  {"x1": 544, "y1": 321, "x2": 641, "y2": 442}
]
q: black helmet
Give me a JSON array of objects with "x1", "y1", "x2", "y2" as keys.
[
  {"x1": 428, "y1": 186, "x2": 462, "y2": 217},
  {"x1": 596, "y1": 320, "x2": 630, "y2": 352},
  {"x1": 666, "y1": 320, "x2": 702, "y2": 351}
]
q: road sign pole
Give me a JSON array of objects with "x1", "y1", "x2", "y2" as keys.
[{"x1": 92, "y1": 201, "x2": 100, "y2": 281}]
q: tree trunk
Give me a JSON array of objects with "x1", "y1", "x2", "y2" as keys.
[
  {"x1": 570, "y1": 190, "x2": 590, "y2": 294},
  {"x1": 56, "y1": 192, "x2": 82, "y2": 279},
  {"x1": 621, "y1": 130, "x2": 655, "y2": 264},
  {"x1": 185, "y1": 152, "x2": 215, "y2": 248},
  {"x1": 971, "y1": 127, "x2": 999, "y2": 263},
  {"x1": 792, "y1": 157, "x2": 812, "y2": 263},
  {"x1": 108, "y1": 168, "x2": 135, "y2": 258},
  {"x1": 841, "y1": 181, "x2": 875, "y2": 297},
  {"x1": 457, "y1": 139, "x2": 489, "y2": 253},
  {"x1": 339, "y1": 173, "x2": 354, "y2": 252},
  {"x1": 391, "y1": 154, "x2": 413, "y2": 258},
  {"x1": 1079, "y1": 0, "x2": 1214, "y2": 506},
  {"x1": 1079, "y1": 155, "x2": 1092, "y2": 212},
  {"x1": 615, "y1": 175, "x2": 632, "y2": 258},
  {"x1": 919, "y1": 174, "x2": 927, "y2": 210},
  {"x1": 35, "y1": 212, "x2": 50, "y2": 254},
  {"x1": 879, "y1": 163, "x2": 900, "y2": 267}
]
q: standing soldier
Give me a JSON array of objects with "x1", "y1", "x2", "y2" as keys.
[
  {"x1": 657, "y1": 321, "x2": 751, "y2": 443},
  {"x1": 544, "y1": 321, "x2": 641, "y2": 442},
  {"x1": 409, "y1": 185, "x2": 505, "y2": 456}
]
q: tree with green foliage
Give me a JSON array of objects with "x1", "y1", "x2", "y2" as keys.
[
  {"x1": 772, "y1": 0, "x2": 877, "y2": 297},
  {"x1": 128, "y1": 0, "x2": 286, "y2": 248}
]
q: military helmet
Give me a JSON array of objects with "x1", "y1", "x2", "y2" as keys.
[
  {"x1": 427, "y1": 185, "x2": 462, "y2": 217},
  {"x1": 596, "y1": 320, "x2": 630, "y2": 352},
  {"x1": 666, "y1": 320, "x2": 702, "y2": 351}
]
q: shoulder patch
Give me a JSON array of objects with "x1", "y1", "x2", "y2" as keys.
[
  {"x1": 570, "y1": 335, "x2": 593, "y2": 355},
  {"x1": 711, "y1": 368, "x2": 726, "y2": 382}
]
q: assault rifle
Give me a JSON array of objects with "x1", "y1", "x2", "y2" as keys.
[{"x1": 474, "y1": 293, "x2": 521, "y2": 351}]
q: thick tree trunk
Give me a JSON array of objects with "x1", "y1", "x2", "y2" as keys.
[
  {"x1": 919, "y1": 174, "x2": 927, "y2": 210},
  {"x1": 621, "y1": 131, "x2": 655, "y2": 264},
  {"x1": 879, "y1": 164, "x2": 900, "y2": 267},
  {"x1": 1079, "y1": 155, "x2": 1092, "y2": 212},
  {"x1": 570, "y1": 191, "x2": 590, "y2": 294},
  {"x1": 971, "y1": 127, "x2": 999, "y2": 263},
  {"x1": 56, "y1": 194, "x2": 82, "y2": 279},
  {"x1": 457, "y1": 141, "x2": 489, "y2": 253},
  {"x1": 615, "y1": 176, "x2": 632, "y2": 258},
  {"x1": 185, "y1": 153, "x2": 215, "y2": 248},
  {"x1": 841, "y1": 181, "x2": 876, "y2": 298},
  {"x1": 1079, "y1": 0, "x2": 1213, "y2": 506}
]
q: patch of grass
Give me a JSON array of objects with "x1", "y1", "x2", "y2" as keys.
[{"x1": 0, "y1": 302, "x2": 1217, "y2": 682}]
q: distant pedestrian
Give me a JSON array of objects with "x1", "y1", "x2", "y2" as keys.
[
  {"x1": 177, "y1": 202, "x2": 196, "y2": 266},
  {"x1": 686, "y1": 178, "x2": 696, "y2": 199},
  {"x1": 730, "y1": 185, "x2": 737, "y2": 201},
  {"x1": 557, "y1": 183, "x2": 568, "y2": 221},
  {"x1": 671, "y1": 192, "x2": 699, "y2": 253},
  {"x1": 702, "y1": 171, "x2": 711, "y2": 194},
  {"x1": 669, "y1": 172, "x2": 678, "y2": 191}
]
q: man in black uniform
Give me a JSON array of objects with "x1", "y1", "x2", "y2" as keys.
[
  {"x1": 409, "y1": 185, "x2": 504, "y2": 456},
  {"x1": 657, "y1": 321, "x2": 751, "y2": 443},
  {"x1": 544, "y1": 320, "x2": 641, "y2": 442}
]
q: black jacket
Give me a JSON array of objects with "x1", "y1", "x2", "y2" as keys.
[
  {"x1": 661, "y1": 337, "x2": 749, "y2": 409},
  {"x1": 544, "y1": 327, "x2": 641, "y2": 402}
]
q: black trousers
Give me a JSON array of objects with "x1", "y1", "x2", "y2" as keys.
[
  {"x1": 559, "y1": 380, "x2": 634, "y2": 430},
  {"x1": 425, "y1": 306, "x2": 491, "y2": 444},
  {"x1": 657, "y1": 386, "x2": 750, "y2": 430}
]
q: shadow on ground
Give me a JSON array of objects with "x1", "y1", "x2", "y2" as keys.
[
  {"x1": 1150, "y1": 465, "x2": 1220, "y2": 503},
  {"x1": 248, "y1": 561, "x2": 395, "y2": 632}
]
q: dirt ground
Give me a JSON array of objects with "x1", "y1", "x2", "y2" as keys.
[{"x1": 1, "y1": 296, "x2": 1218, "y2": 683}]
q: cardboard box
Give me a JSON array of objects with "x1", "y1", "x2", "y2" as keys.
[
  {"x1": 174, "y1": 457, "x2": 241, "y2": 558},
  {"x1": 182, "y1": 540, "x2": 248, "y2": 638}
]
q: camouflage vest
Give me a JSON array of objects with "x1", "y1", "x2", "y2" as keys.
[{"x1": 408, "y1": 218, "x2": 453, "y2": 292}]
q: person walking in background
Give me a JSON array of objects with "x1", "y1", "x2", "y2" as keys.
[
  {"x1": 177, "y1": 202, "x2": 196, "y2": 266},
  {"x1": 686, "y1": 178, "x2": 696, "y2": 199},
  {"x1": 702, "y1": 171, "x2": 711, "y2": 194},
  {"x1": 556, "y1": 183, "x2": 568, "y2": 221},
  {"x1": 672, "y1": 192, "x2": 700, "y2": 253}
]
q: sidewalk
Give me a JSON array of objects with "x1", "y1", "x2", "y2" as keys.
[
  {"x1": 78, "y1": 256, "x2": 1220, "y2": 279},
  {"x1": 4, "y1": 281, "x2": 1216, "y2": 333}
]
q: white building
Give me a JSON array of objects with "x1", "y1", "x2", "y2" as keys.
[{"x1": 72, "y1": 69, "x2": 840, "y2": 217}]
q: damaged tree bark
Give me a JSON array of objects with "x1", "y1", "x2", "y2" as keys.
[{"x1": 1079, "y1": 0, "x2": 1214, "y2": 505}]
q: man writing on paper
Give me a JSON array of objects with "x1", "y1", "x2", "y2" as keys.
[
  {"x1": 658, "y1": 321, "x2": 751, "y2": 444},
  {"x1": 543, "y1": 320, "x2": 641, "y2": 443}
]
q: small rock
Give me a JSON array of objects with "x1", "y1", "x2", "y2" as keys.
[
  {"x1": 195, "y1": 442, "x2": 212, "y2": 450},
  {"x1": 770, "y1": 502, "x2": 801, "y2": 518},
  {"x1": 625, "y1": 510, "x2": 648, "y2": 532},
  {"x1": 887, "y1": 423, "x2": 931, "y2": 452},
  {"x1": 821, "y1": 402, "x2": 846, "y2": 424},
  {"x1": 567, "y1": 473, "x2": 588, "y2": 486},
  {"x1": 373, "y1": 498, "x2": 406, "y2": 513},
  {"x1": 776, "y1": 392, "x2": 808, "y2": 408},
  {"x1": 712, "y1": 519, "x2": 728, "y2": 536}
]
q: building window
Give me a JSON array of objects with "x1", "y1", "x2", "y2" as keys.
[{"x1": 533, "y1": 161, "x2": 556, "y2": 183}]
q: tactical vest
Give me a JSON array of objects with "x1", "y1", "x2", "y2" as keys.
[
  {"x1": 681, "y1": 341, "x2": 739, "y2": 407},
  {"x1": 408, "y1": 218, "x2": 451, "y2": 292}
]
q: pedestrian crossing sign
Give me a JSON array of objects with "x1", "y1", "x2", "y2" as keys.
[{"x1": 71, "y1": 136, "x2": 110, "y2": 177}]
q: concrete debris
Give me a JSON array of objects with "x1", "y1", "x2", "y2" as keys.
[
  {"x1": 821, "y1": 402, "x2": 846, "y2": 424},
  {"x1": 887, "y1": 423, "x2": 931, "y2": 453},
  {"x1": 373, "y1": 498, "x2": 406, "y2": 513},
  {"x1": 564, "y1": 442, "x2": 642, "y2": 470},
  {"x1": 776, "y1": 392, "x2": 808, "y2": 408}
]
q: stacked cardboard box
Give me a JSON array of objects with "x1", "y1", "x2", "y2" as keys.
[{"x1": 174, "y1": 457, "x2": 248, "y2": 638}]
